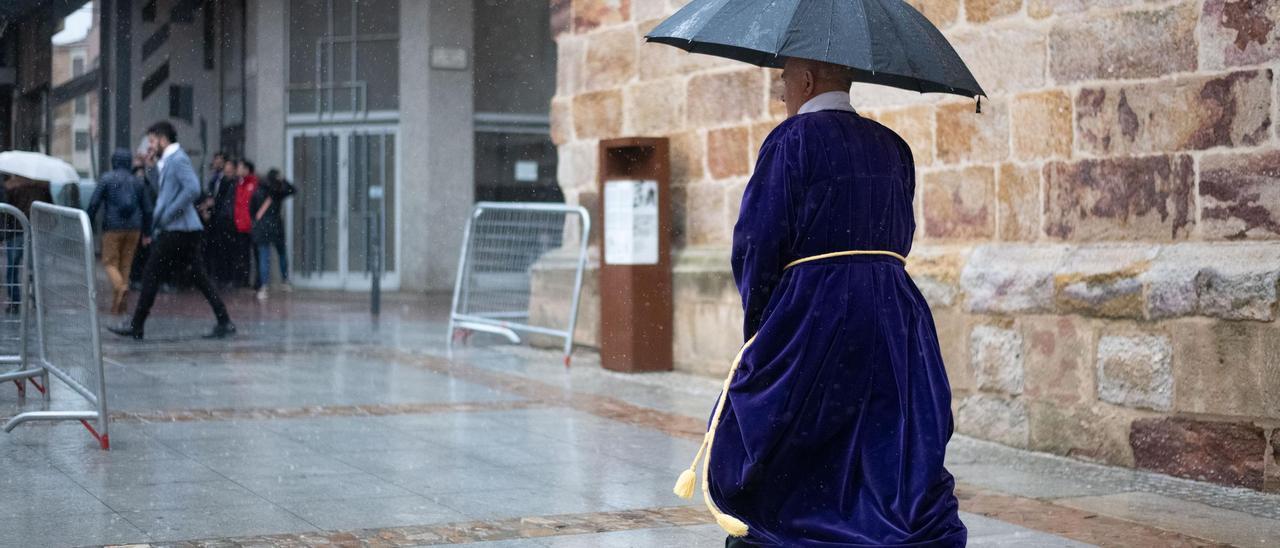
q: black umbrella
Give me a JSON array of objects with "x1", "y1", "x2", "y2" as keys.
[{"x1": 646, "y1": 0, "x2": 985, "y2": 104}]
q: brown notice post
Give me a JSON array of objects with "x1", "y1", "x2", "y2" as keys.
[{"x1": 597, "y1": 138, "x2": 673, "y2": 373}]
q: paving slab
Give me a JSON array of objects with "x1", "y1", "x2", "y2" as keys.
[{"x1": 1057, "y1": 491, "x2": 1280, "y2": 548}]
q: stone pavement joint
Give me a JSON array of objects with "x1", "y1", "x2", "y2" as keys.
[
  {"x1": 110, "y1": 399, "x2": 556, "y2": 423},
  {"x1": 100, "y1": 506, "x2": 714, "y2": 547}
]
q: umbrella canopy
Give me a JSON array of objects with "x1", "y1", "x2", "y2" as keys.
[
  {"x1": 0, "y1": 151, "x2": 80, "y2": 183},
  {"x1": 646, "y1": 0, "x2": 985, "y2": 100}
]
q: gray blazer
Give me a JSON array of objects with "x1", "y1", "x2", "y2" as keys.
[{"x1": 150, "y1": 145, "x2": 204, "y2": 234}]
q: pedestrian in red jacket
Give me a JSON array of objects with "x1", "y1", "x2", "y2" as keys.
[{"x1": 232, "y1": 160, "x2": 259, "y2": 285}]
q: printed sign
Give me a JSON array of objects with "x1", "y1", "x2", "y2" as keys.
[{"x1": 604, "y1": 179, "x2": 659, "y2": 266}]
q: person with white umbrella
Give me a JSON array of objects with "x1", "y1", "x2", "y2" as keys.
[{"x1": 0, "y1": 152, "x2": 64, "y2": 314}]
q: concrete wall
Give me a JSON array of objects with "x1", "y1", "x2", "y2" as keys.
[
  {"x1": 244, "y1": 0, "x2": 286, "y2": 176},
  {"x1": 545, "y1": 0, "x2": 1280, "y2": 493},
  {"x1": 399, "y1": 0, "x2": 475, "y2": 292},
  {"x1": 129, "y1": 0, "x2": 224, "y2": 175}
]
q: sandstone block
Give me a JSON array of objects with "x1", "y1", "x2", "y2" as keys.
[
  {"x1": 1170, "y1": 320, "x2": 1280, "y2": 418},
  {"x1": 623, "y1": 78, "x2": 685, "y2": 135},
  {"x1": 573, "y1": 0, "x2": 630, "y2": 33},
  {"x1": 965, "y1": 0, "x2": 1022, "y2": 23},
  {"x1": 767, "y1": 69, "x2": 787, "y2": 119},
  {"x1": 970, "y1": 324, "x2": 1024, "y2": 394},
  {"x1": 1028, "y1": 402, "x2": 1136, "y2": 466},
  {"x1": 937, "y1": 98, "x2": 1009, "y2": 165},
  {"x1": 1027, "y1": 0, "x2": 1140, "y2": 19},
  {"x1": 1131, "y1": 417, "x2": 1269, "y2": 490},
  {"x1": 748, "y1": 120, "x2": 782, "y2": 165},
  {"x1": 551, "y1": 0, "x2": 572, "y2": 36},
  {"x1": 673, "y1": 296, "x2": 743, "y2": 377},
  {"x1": 572, "y1": 90, "x2": 624, "y2": 140},
  {"x1": 1200, "y1": 150, "x2": 1280, "y2": 240},
  {"x1": 551, "y1": 97, "x2": 573, "y2": 145},
  {"x1": 1021, "y1": 315, "x2": 1095, "y2": 404},
  {"x1": 1096, "y1": 334, "x2": 1173, "y2": 412},
  {"x1": 1142, "y1": 243, "x2": 1280, "y2": 321},
  {"x1": 1049, "y1": 4, "x2": 1197, "y2": 84},
  {"x1": 875, "y1": 106, "x2": 936, "y2": 166},
  {"x1": 556, "y1": 36, "x2": 586, "y2": 96},
  {"x1": 1075, "y1": 70, "x2": 1272, "y2": 156},
  {"x1": 957, "y1": 394, "x2": 1029, "y2": 448},
  {"x1": 668, "y1": 131, "x2": 705, "y2": 184},
  {"x1": 906, "y1": 245, "x2": 971, "y2": 308},
  {"x1": 922, "y1": 166, "x2": 996, "y2": 240},
  {"x1": 961, "y1": 244, "x2": 1069, "y2": 313},
  {"x1": 1052, "y1": 244, "x2": 1158, "y2": 319},
  {"x1": 687, "y1": 69, "x2": 766, "y2": 127},
  {"x1": 997, "y1": 163, "x2": 1040, "y2": 242},
  {"x1": 686, "y1": 182, "x2": 729, "y2": 246},
  {"x1": 932, "y1": 309, "x2": 975, "y2": 393},
  {"x1": 906, "y1": 0, "x2": 961, "y2": 28},
  {"x1": 707, "y1": 127, "x2": 750, "y2": 179},
  {"x1": 1043, "y1": 155, "x2": 1195, "y2": 241},
  {"x1": 673, "y1": 247, "x2": 738, "y2": 302},
  {"x1": 1200, "y1": 0, "x2": 1280, "y2": 69},
  {"x1": 948, "y1": 28, "x2": 1046, "y2": 95},
  {"x1": 1012, "y1": 90, "x2": 1072, "y2": 161},
  {"x1": 669, "y1": 184, "x2": 687, "y2": 246},
  {"x1": 1268, "y1": 432, "x2": 1280, "y2": 492},
  {"x1": 630, "y1": 0, "x2": 672, "y2": 22},
  {"x1": 556, "y1": 140, "x2": 599, "y2": 193},
  {"x1": 584, "y1": 25, "x2": 638, "y2": 91},
  {"x1": 637, "y1": 40, "x2": 729, "y2": 81}
]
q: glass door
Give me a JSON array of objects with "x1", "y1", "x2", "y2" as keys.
[{"x1": 287, "y1": 125, "x2": 398, "y2": 290}]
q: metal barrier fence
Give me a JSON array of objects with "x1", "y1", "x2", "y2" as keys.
[
  {"x1": 0, "y1": 204, "x2": 37, "y2": 398},
  {"x1": 2, "y1": 202, "x2": 108, "y2": 449},
  {"x1": 448, "y1": 202, "x2": 590, "y2": 365}
]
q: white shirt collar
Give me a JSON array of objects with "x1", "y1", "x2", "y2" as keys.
[
  {"x1": 157, "y1": 142, "x2": 180, "y2": 171},
  {"x1": 797, "y1": 91, "x2": 856, "y2": 116}
]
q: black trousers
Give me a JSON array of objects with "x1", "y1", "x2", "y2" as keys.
[{"x1": 130, "y1": 231, "x2": 231, "y2": 329}]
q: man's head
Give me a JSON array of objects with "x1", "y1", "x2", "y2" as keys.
[
  {"x1": 779, "y1": 58, "x2": 857, "y2": 117},
  {"x1": 145, "y1": 121, "x2": 178, "y2": 154},
  {"x1": 237, "y1": 159, "x2": 255, "y2": 177},
  {"x1": 211, "y1": 152, "x2": 225, "y2": 171},
  {"x1": 223, "y1": 157, "x2": 239, "y2": 177}
]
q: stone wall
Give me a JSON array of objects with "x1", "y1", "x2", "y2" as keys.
[{"x1": 543, "y1": 0, "x2": 1280, "y2": 491}]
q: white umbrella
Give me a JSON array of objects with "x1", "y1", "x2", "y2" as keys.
[{"x1": 0, "y1": 151, "x2": 80, "y2": 183}]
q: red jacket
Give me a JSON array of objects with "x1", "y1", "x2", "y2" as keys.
[{"x1": 234, "y1": 174, "x2": 259, "y2": 233}]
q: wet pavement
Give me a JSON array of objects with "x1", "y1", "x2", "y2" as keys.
[{"x1": 1, "y1": 290, "x2": 1278, "y2": 547}]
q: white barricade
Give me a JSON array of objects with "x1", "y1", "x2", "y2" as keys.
[
  {"x1": 0, "y1": 203, "x2": 37, "y2": 397},
  {"x1": 2, "y1": 202, "x2": 108, "y2": 449},
  {"x1": 448, "y1": 202, "x2": 590, "y2": 365}
]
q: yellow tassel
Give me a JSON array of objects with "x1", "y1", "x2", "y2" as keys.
[
  {"x1": 716, "y1": 513, "x2": 750, "y2": 537},
  {"x1": 673, "y1": 469, "x2": 697, "y2": 499}
]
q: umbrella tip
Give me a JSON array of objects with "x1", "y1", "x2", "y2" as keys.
[{"x1": 975, "y1": 96, "x2": 982, "y2": 114}]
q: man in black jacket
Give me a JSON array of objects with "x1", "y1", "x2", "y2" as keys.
[{"x1": 88, "y1": 149, "x2": 153, "y2": 314}]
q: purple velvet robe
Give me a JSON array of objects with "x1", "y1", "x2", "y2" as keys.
[{"x1": 709, "y1": 110, "x2": 967, "y2": 547}]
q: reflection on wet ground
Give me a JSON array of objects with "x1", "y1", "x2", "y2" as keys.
[{"x1": 0, "y1": 291, "x2": 1277, "y2": 547}]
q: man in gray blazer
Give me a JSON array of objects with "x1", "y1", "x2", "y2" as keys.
[{"x1": 109, "y1": 121, "x2": 235, "y2": 340}]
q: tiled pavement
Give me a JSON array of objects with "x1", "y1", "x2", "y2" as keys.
[{"x1": 0, "y1": 291, "x2": 1278, "y2": 547}]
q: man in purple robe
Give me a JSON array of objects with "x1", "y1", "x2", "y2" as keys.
[{"x1": 696, "y1": 58, "x2": 967, "y2": 547}]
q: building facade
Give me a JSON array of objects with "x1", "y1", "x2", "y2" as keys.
[
  {"x1": 546, "y1": 0, "x2": 1280, "y2": 493},
  {"x1": 0, "y1": 0, "x2": 559, "y2": 292}
]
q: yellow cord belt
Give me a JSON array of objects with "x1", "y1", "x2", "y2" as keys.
[{"x1": 672, "y1": 249, "x2": 907, "y2": 538}]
